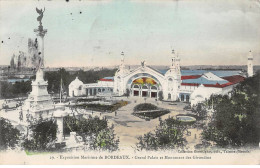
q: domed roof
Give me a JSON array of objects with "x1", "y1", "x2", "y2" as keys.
[{"x1": 69, "y1": 77, "x2": 84, "y2": 87}]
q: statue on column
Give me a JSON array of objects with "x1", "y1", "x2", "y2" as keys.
[{"x1": 36, "y1": 7, "x2": 45, "y2": 29}]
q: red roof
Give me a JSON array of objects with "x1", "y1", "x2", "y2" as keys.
[
  {"x1": 99, "y1": 78, "x2": 114, "y2": 82},
  {"x1": 181, "y1": 75, "x2": 201, "y2": 80},
  {"x1": 181, "y1": 83, "x2": 199, "y2": 87},
  {"x1": 222, "y1": 75, "x2": 245, "y2": 84}
]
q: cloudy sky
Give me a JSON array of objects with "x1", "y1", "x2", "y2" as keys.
[{"x1": 0, "y1": 0, "x2": 260, "y2": 67}]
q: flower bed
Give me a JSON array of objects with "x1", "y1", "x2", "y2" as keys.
[
  {"x1": 73, "y1": 101, "x2": 128, "y2": 112},
  {"x1": 133, "y1": 103, "x2": 158, "y2": 112},
  {"x1": 133, "y1": 103, "x2": 170, "y2": 120}
]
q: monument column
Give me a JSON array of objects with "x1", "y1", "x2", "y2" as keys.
[{"x1": 34, "y1": 8, "x2": 47, "y2": 69}]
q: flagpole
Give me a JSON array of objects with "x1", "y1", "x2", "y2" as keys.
[{"x1": 60, "y1": 69, "x2": 62, "y2": 103}]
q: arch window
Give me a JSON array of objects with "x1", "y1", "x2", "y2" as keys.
[
  {"x1": 133, "y1": 85, "x2": 139, "y2": 89},
  {"x1": 142, "y1": 85, "x2": 148, "y2": 89},
  {"x1": 151, "y1": 86, "x2": 157, "y2": 90},
  {"x1": 168, "y1": 78, "x2": 173, "y2": 91},
  {"x1": 168, "y1": 93, "x2": 171, "y2": 100}
]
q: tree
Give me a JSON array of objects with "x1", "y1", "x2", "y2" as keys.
[
  {"x1": 91, "y1": 125, "x2": 119, "y2": 152},
  {"x1": 136, "y1": 117, "x2": 187, "y2": 151},
  {"x1": 202, "y1": 71, "x2": 260, "y2": 148},
  {"x1": 63, "y1": 115, "x2": 119, "y2": 151},
  {"x1": 0, "y1": 117, "x2": 20, "y2": 150},
  {"x1": 0, "y1": 81, "x2": 14, "y2": 98},
  {"x1": 23, "y1": 118, "x2": 57, "y2": 151},
  {"x1": 192, "y1": 103, "x2": 207, "y2": 119}
]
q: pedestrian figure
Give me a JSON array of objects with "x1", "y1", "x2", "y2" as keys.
[
  {"x1": 92, "y1": 110, "x2": 93, "y2": 115},
  {"x1": 100, "y1": 112, "x2": 101, "y2": 116},
  {"x1": 115, "y1": 111, "x2": 117, "y2": 116},
  {"x1": 195, "y1": 134, "x2": 197, "y2": 139},
  {"x1": 19, "y1": 111, "x2": 23, "y2": 121}
]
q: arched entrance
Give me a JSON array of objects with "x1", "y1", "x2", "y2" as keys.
[
  {"x1": 128, "y1": 76, "x2": 161, "y2": 98},
  {"x1": 133, "y1": 85, "x2": 140, "y2": 96},
  {"x1": 151, "y1": 86, "x2": 158, "y2": 98},
  {"x1": 186, "y1": 95, "x2": 190, "y2": 102},
  {"x1": 142, "y1": 85, "x2": 148, "y2": 97},
  {"x1": 181, "y1": 94, "x2": 185, "y2": 101}
]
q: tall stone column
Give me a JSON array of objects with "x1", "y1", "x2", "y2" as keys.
[{"x1": 34, "y1": 25, "x2": 47, "y2": 69}]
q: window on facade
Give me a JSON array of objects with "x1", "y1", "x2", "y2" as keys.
[
  {"x1": 133, "y1": 85, "x2": 139, "y2": 88},
  {"x1": 151, "y1": 86, "x2": 157, "y2": 90},
  {"x1": 142, "y1": 85, "x2": 148, "y2": 89},
  {"x1": 168, "y1": 93, "x2": 171, "y2": 99},
  {"x1": 168, "y1": 78, "x2": 173, "y2": 91}
]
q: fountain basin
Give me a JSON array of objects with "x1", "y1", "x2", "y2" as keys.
[{"x1": 176, "y1": 115, "x2": 196, "y2": 122}]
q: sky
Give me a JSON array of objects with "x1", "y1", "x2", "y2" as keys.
[{"x1": 0, "y1": 0, "x2": 260, "y2": 67}]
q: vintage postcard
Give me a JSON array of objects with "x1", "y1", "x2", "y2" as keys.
[{"x1": 0, "y1": 0, "x2": 259, "y2": 165}]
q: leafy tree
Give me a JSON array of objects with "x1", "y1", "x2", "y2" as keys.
[
  {"x1": 0, "y1": 81, "x2": 14, "y2": 98},
  {"x1": 202, "y1": 71, "x2": 260, "y2": 147},
  {"x1": 91, "y1": 125, "x2": 119, "y2": 152},
  {"x1": 23, "y1": 118, "x2": 57, "y2": 151},
  {"x1": 136, "y1": 117, "x2": 187, "y2": 151},
  {"x1": 192, "y1": 103, "x2": 207, "y2": 119},
  {"x1": 63, "y1": 115, "x2": 119, "y2": 151},
  {"x1": 0, "y1": 117, "x2": 20, "y2": 150},
  {"x1": 13, "y1": 80, "x2": 32, "y2": 96}
]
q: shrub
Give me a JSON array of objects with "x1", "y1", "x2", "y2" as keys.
[
  {"x1": 22, "y1": 118, "x2": 57, "y2": 151},
  {"x1": 136, "y1": 117, "x2": 187, "y2": 151},
  {"x1": 90, "y1": 125, "x2": 119, "y2": 152},
  {"x1": 0, "y1": 117, "x2": 20, "y2": 150},
  {"x1": 63, "y1": 115, "x2": 108, "y2": 136},
  {"x1": 63, "y1": 116, "x2": 119, "y2": 152}
]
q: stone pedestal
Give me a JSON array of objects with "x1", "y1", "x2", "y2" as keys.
[
  {"x1": 23, "y1": 68, "x2": 59, "y2": 119},
  {"x1": 53, "y1": 109, "x2": 68, "y2": 142}
]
